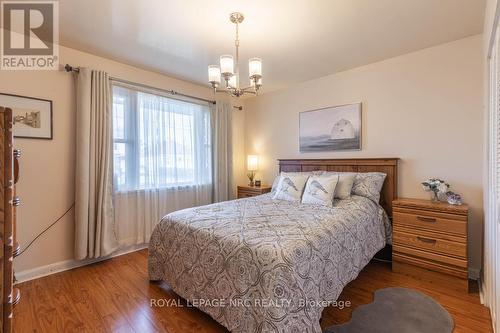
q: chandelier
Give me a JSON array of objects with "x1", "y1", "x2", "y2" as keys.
[{"x1": 208, "y1": 12, "x2": 262, "y2": 97}]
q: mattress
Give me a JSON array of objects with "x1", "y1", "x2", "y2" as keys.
[{"x1": 148, "y1": 193, "x2": 390, "y2": 333}]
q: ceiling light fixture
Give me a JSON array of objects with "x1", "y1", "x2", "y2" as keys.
[{"x1": 208, "y1": 12, "x2": 262, "y2": 97}]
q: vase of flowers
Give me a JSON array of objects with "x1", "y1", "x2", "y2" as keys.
[{"x1": 421, "y1": 178, "x2": 449, "y2": 202}]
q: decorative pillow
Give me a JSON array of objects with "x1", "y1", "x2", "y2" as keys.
[
  {"x1": 316, "y1": 172, "x2": 356, "y2": 199},
  {"x1": 271, "y1": 171, "x2": 322, "y2": 194},
  {"x1": 352, "y1": 172, "x2": 387, "y2": 203},
  {"x1": 301, "y1": 174, "x2": 339, "y2": 207},
  {"x1": 271, "y1": 175, "x2": 281, "y2": 194},
  {"x1": 272, "y1": 173, "x2": 309, "y2": 202},
  {"x1": 334, "y1": 173, "x2": 356, "y2": 199}
]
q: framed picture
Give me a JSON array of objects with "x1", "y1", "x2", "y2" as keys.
[
  {"x1": 0, "y1": 93, "x2": 53, "y2": 139},
  {"x1": 299, "y1": 103, "x2": 361, "y2": 152}
]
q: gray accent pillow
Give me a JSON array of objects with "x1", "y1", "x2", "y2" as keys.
[
  {"x1": 315, "y1": 172, "x2": 356, "y2": 199},
  {"x1": 272, "y1": 173, "x2": 309, "y2": 202},
  {"x1": 301, "y1": 174, "x2": 339, "y2": 207},
  {"x1": 334, "y1": 173, "x2": 356, "y2": 199},
  {"x1": 352, "y1": 172, "x2": 387, "y2": 203}
]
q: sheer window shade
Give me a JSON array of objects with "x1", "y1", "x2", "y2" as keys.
[
  {"x1": 112, "y1": 85, "x2": 212, "y2": 192},
  {"x1": 112, "y1": 84, "x2": 213, "y2": 247}
]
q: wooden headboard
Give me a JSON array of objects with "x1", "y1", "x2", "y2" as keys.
[{"x1": 278, "y1": 158, "x2": 399, "y2": 216}]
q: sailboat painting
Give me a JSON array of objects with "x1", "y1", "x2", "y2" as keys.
[{"x1": 299, "y1": 103, "x2": 361, "y2": 152}]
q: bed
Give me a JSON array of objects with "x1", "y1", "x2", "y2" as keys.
[{"x1": 149, "y1": 158, "x2": 398, "y2": 333}]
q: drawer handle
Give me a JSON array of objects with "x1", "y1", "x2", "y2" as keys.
[
  {"x1": 416, "y1": 216, "x2": 436, "y2": 223},
  {"x1": 417, "y1": 236, "x2": 437, "y2": 244},
  {"x1": 12, "y1": 196, "x2": 20, "y2": 206}
]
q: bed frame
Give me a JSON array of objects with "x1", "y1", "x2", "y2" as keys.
[{"x1": 278, "y1": 158, "x2": 399, "y2": 217}]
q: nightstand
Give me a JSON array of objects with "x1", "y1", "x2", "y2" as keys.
[
  {"x1": 392, "y1": 198, "x2": 469, "y2": 292},
  {"x1": 237, "y1": 185, "x2": 272, "y2": 198}
]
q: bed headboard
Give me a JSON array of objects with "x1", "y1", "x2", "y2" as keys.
[{"x1": 278, "y1": 158, "x2": 399, "y2": 217}]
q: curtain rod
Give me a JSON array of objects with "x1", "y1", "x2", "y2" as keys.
[{"x1": 64, "y1": 64, "x2": 216, "y2": 105}]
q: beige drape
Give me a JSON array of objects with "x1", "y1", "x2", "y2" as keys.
[
  {"x1": 211, "y1": 101, "x2": 233, "y2": 202},
  {"x1": 75, "y1": 68, "x2": 118, "y2": 260}
]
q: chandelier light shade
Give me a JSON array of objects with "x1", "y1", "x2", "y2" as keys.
[
  {"x1": 208, "y1": 65, "x2": 221, "y2": 85},
  {"x1": 248, "y1": 58, "x2": 262, "y2": 77},
  {"x1": 208, "y1": 12, "x2": 263, "y2": 97},
  {"x1": 220, "y1": 55, "x2": 234, "y2": 75}
]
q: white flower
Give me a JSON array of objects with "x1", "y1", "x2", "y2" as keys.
[{"x1": 438, "y1": 183, "x2": 449, "y2": 193}]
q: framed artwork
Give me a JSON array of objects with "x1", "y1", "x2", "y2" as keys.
[
  {"x1": 299, "y1": 103, "x2": 361, "y2": 152},
  {"x1": 0, "y1": 93, "x2": 53, "y2": 139}
]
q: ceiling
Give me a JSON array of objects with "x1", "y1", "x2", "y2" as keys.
[{"x1": 59, "y1": 0, "x2": 486, "y2": 93}]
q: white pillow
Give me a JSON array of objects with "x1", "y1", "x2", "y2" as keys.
[
  {"x1": 335, "y1": 173, "x2": 356, "y2": 199},
  {"x1": 318, "y1": 172, "x2": 356, "y2": 199},
  {"x1": 271, "y1": 171, "x2": 323, "y2": 194},
  {"x1": 301, "y1": 174, "x2": 339, "y2": 207},
  {"x1": 272, "y1": 173, "x2": 309, "y2": 202},
  {"x1": 271, "y1": 175, "x2": 281, "y2": 194}
]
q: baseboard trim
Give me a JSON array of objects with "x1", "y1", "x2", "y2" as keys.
[
  {"x1": 15, "y1": 244, "x2": 148, "y2": 284},
  {"x1": 469, "y1": 267, "x2": 481, "y2": 280}
]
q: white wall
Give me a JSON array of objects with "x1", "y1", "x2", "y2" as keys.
[
  {"x1": 244, "y1": 35, "x2": 484, "y2": 276},
  {"x1": 0, "y1": 45, "x2": 245, "y2": 273}
]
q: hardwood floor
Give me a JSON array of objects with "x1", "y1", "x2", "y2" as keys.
[{"x1": 13, "y1": 249, "x2": 492, "y2": 333}]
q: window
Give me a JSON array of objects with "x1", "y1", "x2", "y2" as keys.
[{"x1": 112, "y1": 84, "x2": 212, "y2": 192}]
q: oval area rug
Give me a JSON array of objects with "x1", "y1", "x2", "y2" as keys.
[{"x1": 323, "y1": 287, "x2": 454, "y2": 333}]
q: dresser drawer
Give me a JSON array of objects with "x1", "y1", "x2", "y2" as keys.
[
  {"x1": 240, "y1": 189, "x2": 260, "y2": 195},
  {"x1": 393, "y1": 244, "x2": 467, "y2": 269},
  {"x1": 393, "y1": 228, "x2": 466, "y2": 258},
  {"x1": 237, "y1": 185, "x2": 271, "y2": 198},
  {"x1": 393, "y1": 253, "x2": 468, "y2": 279},
  {"x1": 393, "y1": 209, "x2": 466, "y2": 236},
  {"x1": 238, "y1": 191, "x2": 256, "y2": 198}
]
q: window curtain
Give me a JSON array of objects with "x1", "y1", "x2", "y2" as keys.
[
  {"x1": 112, "y1": 85, "x2": 212, "y2": 247},
  {"x1": 211, "y1": 101, "x2": 233, "y2": 202},
  {"x1": 75, "y1": 68, "x2": 118, "y2": 259}
]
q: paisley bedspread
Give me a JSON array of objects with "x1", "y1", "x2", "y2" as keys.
[{"x1": 148, "y1": 194, "x2": 390, "y2": 333}]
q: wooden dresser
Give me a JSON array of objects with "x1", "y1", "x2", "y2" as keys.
[
  {"x1": 0, "y1": 107, "x2": 20, "y2": 332},
  {"x1": 237, "y1": 185, "x2": 271, "y2": 198},
  {"x1": 392, "y1": 198, "x2": 469, "y2": 291}
]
